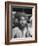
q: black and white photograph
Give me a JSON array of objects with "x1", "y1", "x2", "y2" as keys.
[
  {"x1": 9, "y1": 5, "x2": 36, "y2": 42},
  {"x1": 5, "y1": 2, "x2": 37, "y2": 44},
  {"x1": 11, "y1": 6, "x2": 32, "y2": 38}
]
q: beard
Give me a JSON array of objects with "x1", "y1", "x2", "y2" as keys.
[{"x1": 18, "y1": 23, "x2": 27, "y2": 30}]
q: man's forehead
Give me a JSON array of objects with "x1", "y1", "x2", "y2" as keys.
[
  {"x1": 20, "y1": 16, "x2": 28, "y2": 20},
  {"x1": 20, "y1": 16, "x2": 25, "y2": 19}
]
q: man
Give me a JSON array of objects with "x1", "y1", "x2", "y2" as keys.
[{"x1": 12, "y1": 12, "x2": 32, "y2": 38}]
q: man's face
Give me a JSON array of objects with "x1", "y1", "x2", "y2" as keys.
[{"x1": 20, "y1": 16, "x2": 27, "y2": 27}]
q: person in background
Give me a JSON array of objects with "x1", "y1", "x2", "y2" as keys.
[{"x1": 25, "y1": 17, "x2": 32, "y2": 37}]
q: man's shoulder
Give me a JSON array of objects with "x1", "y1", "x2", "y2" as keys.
[
  {"x1": 12, "y1": 27, "x2": 20, "y2": 31},
  {"x1": 12, "y1": 27, "x2": 21, "y2": 33},
  {"x1": 13, "y1": 27, "x2": 19, "y2": 29}
]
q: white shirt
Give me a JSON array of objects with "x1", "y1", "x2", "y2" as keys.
[{"x1": 12, "y1": 27, "x2": 27, "y2": 38}]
